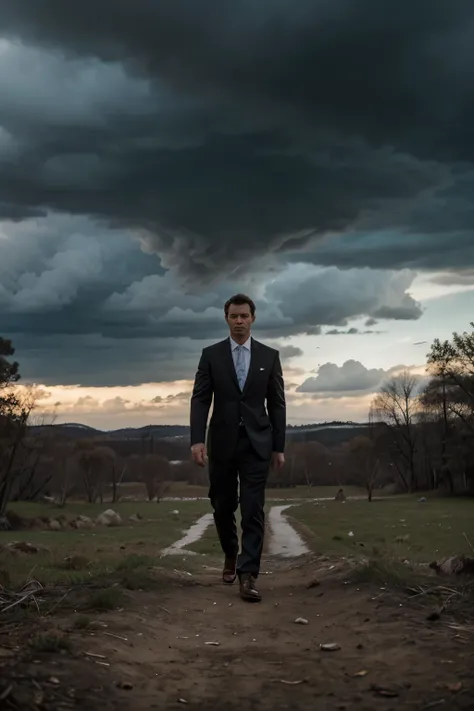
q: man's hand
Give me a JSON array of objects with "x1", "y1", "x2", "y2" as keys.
[
  {"x1": 191, "y1": 443, "x2": 208, "y2": 467},
  {"x1": 271, "y1": 452, "x2": 285, "y2": 470}
]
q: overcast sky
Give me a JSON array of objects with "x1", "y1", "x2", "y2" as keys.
[{"x1": 1, "y1": 1, "x2": 474, "y2": 429}]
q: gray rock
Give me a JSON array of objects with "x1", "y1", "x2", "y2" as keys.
[
  {"x1": 72, "y1": 515, "x2": 95, "y2": 529},
  {"x1": 335, "y1": 489, "x2": 346, "y2": 502},
  {"x1": 430, "y1": 555, "x2": 474, "y2": 576},
  {"x1": 6, "y1": 541, "x2": 50, "y2": 554},
  {"x1": 96, "y1": 509, "x2": 122, "y2": 526}
]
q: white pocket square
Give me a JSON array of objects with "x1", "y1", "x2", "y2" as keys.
[{"x1": 259, "y1": 367, "x2": 265, "y2": 371}]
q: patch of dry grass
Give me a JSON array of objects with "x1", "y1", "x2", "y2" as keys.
[
  {"x1": 347, "y1": 556, "x2": 474, "y2": 621},
  {"x1": 0, "y1": 499, "x2": 209, "y2": 586},
  {"x1": 289, "y1": 496, "x2": 474, "y2": 562},
  {"x1": 29, "y1": 633, "x2": 73, "y2": 654}
]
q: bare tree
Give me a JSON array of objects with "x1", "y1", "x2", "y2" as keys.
[
  {"x1": 75, "y1": 442, "x2": 116, "y2": 503},
  {"x1": 371, "y1": 372, "x2": 421, "y2": 492},
  {"x1": 9, "y1": 412, "x2": 60, "y2": 502},
  {"x1": 426, "y1": 324, "x2": 474, "y2": 491},
  {"x1": 299, "y1": 441, "x2": 329, "y2": 487},
  {"x1": 346, "y1": 435, "x2": 379, "y2": 501},
  {"x1": 111, "y1": 458, "x2": 121, "y2": 503},
  {"x1": 419, "y1": 374, "x2": 456, "y2": 491},
  {"x1": 129, "y1": 453, "x2": 171, "y2": 501},
  {"x1": 48, "y1": 438, "x2": 78, "y2": 506},
  {"x1": 0, "y1": 351, "x2": 38, "y2": 526},
  {"x1": 428, "y1": 325, "x2": 474, "y2": 432}
]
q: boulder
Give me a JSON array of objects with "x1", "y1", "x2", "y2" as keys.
[
  {"x1": 430, "y1": 555, "x2": 474, "y2": 576},
  {"x1": 4, "y1": 541, "x2": 50, "y2": 555},
  {"x1": 96, "y1": 509, "x2": 122, "y2": 526},
  {"x1": 71, "y1": 515, "x2": 95, "y2": 529},
  {"x1": 4, "y1": 510, "x2": 29, "y2": 530},
  {"x1": 61, "y1": 555, "x2": 90, "y2": 570}
]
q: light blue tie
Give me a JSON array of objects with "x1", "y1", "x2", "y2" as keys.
[{"x1": 235, "y1": 345, "x2": 247, "y2": 391}]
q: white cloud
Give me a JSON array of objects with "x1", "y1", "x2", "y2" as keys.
[
  {"x1": 265, "y1": 263, "x2": 422, "y2": 326},
  {"x1": 7, "y1": 234, "x2": 103, "y2": 312},
  {"x1": 298, "y1": 359, "x2": 399, "y2": 395}
]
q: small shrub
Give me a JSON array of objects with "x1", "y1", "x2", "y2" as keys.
[
  {"x1": 121, "y1": 569, "x2": 159, "y2": 591},
  {"x1": 115, "y1": 554, "x2": 154, "y2": 572},
  {"x1": 350, "y1": 558, "x2": 416, "y2": 587},
  {"x1": 55, "y1": 556, "x2": 90, "y2": 571},
  {"x1": 85, "y1": 588, "x2": 124, "y2": 612},
  {"x1": 30, "y1": 634, "x2": 72, "y2": 654},
  {"x1": 72, "y1": 615, "x2": 93, "y2": 630}
]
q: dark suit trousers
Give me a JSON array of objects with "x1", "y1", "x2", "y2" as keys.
[{"x1": 208, "y1": 427, "x2": 270, "y2": 578}]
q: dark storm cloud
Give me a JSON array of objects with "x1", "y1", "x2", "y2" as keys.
[
  {"x1": 288, "y1": 232, "x2": 474, "y2": 273},
  {"x1": 0, "y1": 1, "x2": 473, "y2": 276},
  {"x1": 2, "y1": 1, "x2": 474, "y2": 390},
  {"x1": 0, "y1": 215, "x2": 424, "y2": 385},
  {"x1": 325, "y1": 328, "x2": 384, "y2": 335},
  {"x1": 431, "y1": 270, "x2": 474, "y2": 286},
  {"x1": 2, "y1": 0, "x2": 473, "y2": 159},
  {"x1": 297, "y1": 360, "x2": 398, "y2": 395},
  {"x1": 1, "y1": 220, "x2": 421, "y2": 339},
  {"x1": 10, "y1": 330, "x2": 303, "y2": 388},
  {"x1": 12, "y1": 333, "x2": 205, "y2": 387}
]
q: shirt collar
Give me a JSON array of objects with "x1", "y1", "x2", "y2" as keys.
[{"x1": 230, "y1": 336, "x2": 251, "y2": 351}]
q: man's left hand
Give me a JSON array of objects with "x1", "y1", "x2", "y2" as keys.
[{"x1": 271, "y1": 452, "x2": 285, "y2": 470}]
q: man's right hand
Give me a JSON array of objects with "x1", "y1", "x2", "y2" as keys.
[{"x1": 191, "y1": 443, "x2": 208, "y2": 467}]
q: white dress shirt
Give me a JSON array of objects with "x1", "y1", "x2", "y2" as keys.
[{"x1": 230, "y1": 336, "x2": 251, "y2": 387}]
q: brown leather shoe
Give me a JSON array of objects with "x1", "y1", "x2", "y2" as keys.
[
  {"x1": 222, "y1": 557, "x2": 237, "y2": 584},
  {"x1": 239, "y1": 574, "x2": 262, "y2": 602}
]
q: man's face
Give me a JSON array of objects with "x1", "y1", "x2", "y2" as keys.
[{"x1": 225, "y1": 302, "x2": 255, "y2": 341}]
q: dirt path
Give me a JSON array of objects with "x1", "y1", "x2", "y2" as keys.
[
  {"x1": 2, "y1": 509, "x2": 473, "y2": 710},
  {"x1": 8, "y1": 557, "x2": 469, "y2": 710}
]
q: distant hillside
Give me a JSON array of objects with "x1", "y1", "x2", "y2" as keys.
[
  {"x1": 30, "y1": 421, "x2": 370, "y2": 446},
  {"x1": 286, "y1": 422, "x2": 372, "y2": 446},
  {"x1": 30, "y1": 423, "x2": 189, "y2": 440}
]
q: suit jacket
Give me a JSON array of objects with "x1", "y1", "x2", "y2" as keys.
[{"x1": 190, "y1": 338, "x2": 286, "y2": 461}]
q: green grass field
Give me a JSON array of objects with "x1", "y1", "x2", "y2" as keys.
[
  {"x1": 263, "y1": 485, "x2": 365, "y2": 500},
  {"x1": 0, "y1": 486, "x2": 362, "y2": 584},
  {"x1": 185, "y1": 485, "x2": 365, "y2": 556},
  {"x1": 1, "y1": 499, "x2": 209, "y2": 585},
  {"x1": 115, "y1": 481, "x2": 366, "y2": 501},
  {"x1": 288, "y1": 496, "x2": 474, "y2": 563},
  {"x1": 2, "y1": 490, "x2": 472, "y2": 589}
]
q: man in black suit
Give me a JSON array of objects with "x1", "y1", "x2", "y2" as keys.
[{"x1": 190, "y1": 294, "x2": 286, "y2": 602}]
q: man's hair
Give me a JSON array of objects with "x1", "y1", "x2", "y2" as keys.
[{"x1": 224, "y1": 293, "x2": 256, "y2": 317}]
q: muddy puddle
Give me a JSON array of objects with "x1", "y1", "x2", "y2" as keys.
[
  {"x1": 161, "y1": 512, "x2": 214, "y2": 555},
  {"x1": 162, "y1": 504, "x2": 310, "y2": 558},
  {"x1": 267, "y1": 504, "x2": 310, "y2": 557}
]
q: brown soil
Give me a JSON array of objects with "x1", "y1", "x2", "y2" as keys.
[{"x1": 1, "y1": 557, "x2": 473, "y2": 710}]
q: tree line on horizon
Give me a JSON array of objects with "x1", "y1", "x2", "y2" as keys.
[{"x1": 1, "y1": 325, "x2": 474, "y2": 525}]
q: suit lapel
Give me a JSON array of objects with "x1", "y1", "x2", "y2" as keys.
[
  {"x1": 242, "y1": 339, "x2": 259, "y2": 396},
  {"x1": 222, "y1": 338, "x2": 240, "y2": 391}
]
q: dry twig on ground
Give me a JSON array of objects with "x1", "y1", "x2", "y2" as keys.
[{"x1": 0, "y1": 579, "x2": 43, "y2": 614}]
